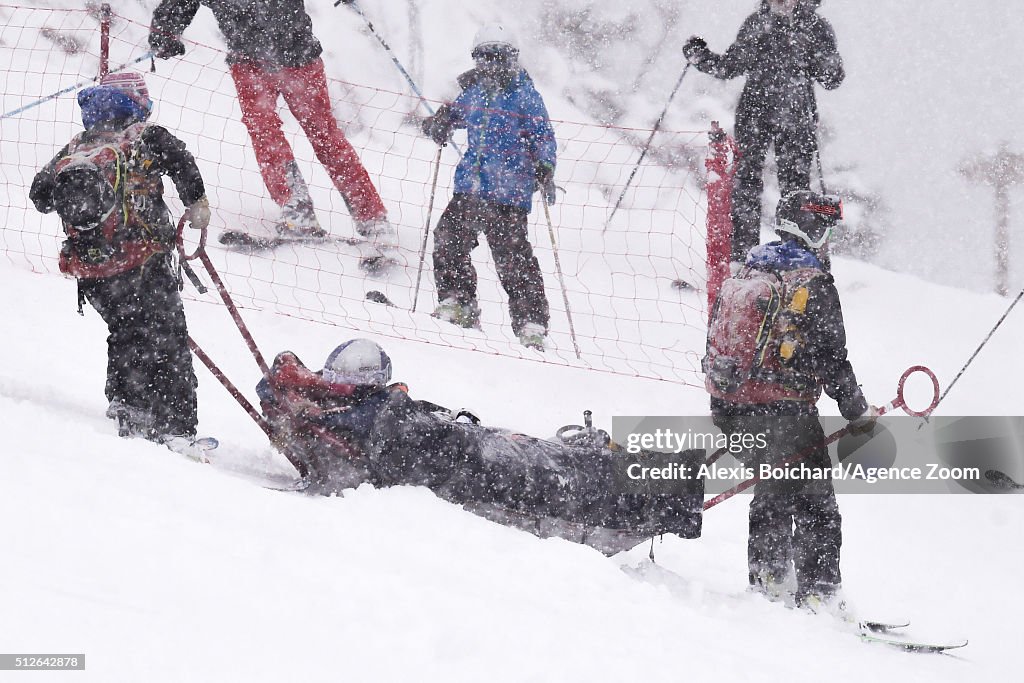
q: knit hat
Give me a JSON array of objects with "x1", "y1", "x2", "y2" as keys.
[{"x1": 99, "y1": 71, "x2": 151, "y2": 111}]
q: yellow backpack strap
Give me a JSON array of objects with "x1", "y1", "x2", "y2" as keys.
[{"x1": 778, "y1": 270, "x2": 823, "y2": 362}]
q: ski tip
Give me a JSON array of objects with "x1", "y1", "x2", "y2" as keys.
[
  {"x1": 359, "y1": 256, "x2": 398, "y2": 275},
  {"x1": 985, "y1": 469, "x2": 1024, "y2": 490},
  {"x1": 671, "y1": 279, "x2": 694, "y2": 291},
  {"x1": 264, "y1": 478, "x2": 312, "y2": 493},
  {"x1": 860, "y1": 620, "x2": 910, "y2": 633},
  {"x1": 365, "y1": 290, "x2": 395, "y2": 306},
  {"x1": 194, "y1": 436, "x2": 219, "y2": 450}
]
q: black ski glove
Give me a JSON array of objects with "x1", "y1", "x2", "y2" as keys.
[
  {"x1": 149, "y1": 31, "x2": 186, "y2": 60},
  {"x1": 422, "y1": 104, "x2": 454, "y2": 146},
  {"x1": 682, "y1": 36, "x2": 710, "y2": 64},
  {"x1": 848, "y1": 405, "x2": 880, "y2": 436},
  {"x1": 535, "y1": 162, "x2": 556, "y2": 205}
]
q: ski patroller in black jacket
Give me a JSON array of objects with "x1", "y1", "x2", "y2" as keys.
[
  {"x1": 150, "y1": 0, "x2": 323, "y2": 68},
  {"x1": 692, "y1": 0, "x2": 844, "y2": 131}
]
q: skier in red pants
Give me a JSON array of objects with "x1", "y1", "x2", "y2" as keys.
[{"x1": 149, "y1": 0, "x2": 394, "y2": 249}]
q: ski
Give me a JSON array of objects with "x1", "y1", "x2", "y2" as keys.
[
  {"x1": 365, "y1": 290, "x2": 396, "y2": 307},
  {"x1": 358, "y1": 253, "x2": 400, "y2": 275},
  {"x1": 162, "y1": 435, "x2": 219, "y2": 463},
  {"x1": 262, "y1": 477, "x2": 312, "y2": 493},
  {"x1": 218, "y1": 228, "x2": 363, "y2": 250},
  {"x1": 859, "y1": 620, "x2": 910, "y2": 633},
  {"x1": 986, "y1": 469, "x2": 1024, "y2": 490},
  {"x1": 671, "y1": 279, "x2": 693, "y2": 290},
  {"x1": 858, "y1": 631, "x2": 968, "y2": 654},
  {"x1": 218, "y1": 229, "x2": 399, "y2": 273}
]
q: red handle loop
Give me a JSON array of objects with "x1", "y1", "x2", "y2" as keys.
[
  {"x1": 176, "y1": 215, "x2": 207, "y2": 262},
  {"x1": 895, "y1": 365, "x2": 940, "y2": 417}
]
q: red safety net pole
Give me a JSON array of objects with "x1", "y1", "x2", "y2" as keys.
[
  {"x1": 99, "y1": 3, "x2": 111, "y2": 78},
  {"x1": 705, "y1": 121, "x2": 739, "y2": 314}
]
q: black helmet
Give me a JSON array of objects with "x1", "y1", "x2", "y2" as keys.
[
  {"x1": 52, "y1": 165, "x2": 116, "y2": 228},
  {"x1": 775, "y1": 190, "x2": 843, "y2": 249}
]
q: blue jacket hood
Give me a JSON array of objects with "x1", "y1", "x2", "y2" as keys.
[{"x1": 746, "y1": 239, "x2": 825, "y2": 271}]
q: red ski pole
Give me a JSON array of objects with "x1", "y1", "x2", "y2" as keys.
[{"x1": 703, "y1": 366, "x2": 940, "y2": 511}]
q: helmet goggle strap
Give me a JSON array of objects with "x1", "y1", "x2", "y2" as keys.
[{"x1": 777, "y1": 217, "x2": 832, "y2": 249}]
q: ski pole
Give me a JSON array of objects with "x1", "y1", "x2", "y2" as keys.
[
  {"x1": 928, "y1": 285, "x2": 1024, "y2": 416},
  {"x1": 412, "y1": 145, "x2": 443, "y2": 312},
  {"x1": 604, "y1": 63, "x2": 690, "y2": 232},
  {"x1": 814, "y1": 145, "x2": 828, "y2": 195},
  {"x1": 542, "y1": 193, "x2": 582, "y2": 359},
  {"x1": 335, "y1": 0, "x2": 462, "y2": 157},
  {"x1": 1, "y1": 52, "x2": 153, "y2": 121},
  {"x1": 703, "y1": 366, "x2": 939, "y2": 511}
]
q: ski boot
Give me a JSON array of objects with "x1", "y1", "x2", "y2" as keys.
[
  {"x1": 276, "y1": 196, "x2": 327, "y2": 239},
  {"x1": 433, "y1": 297, "x2": 481, "y2": 329},
  {"x1": 748, "y1": 571, "x2": 790, "y2": 603},
  {"x1": 797, "y1": 587, "x2": 852, "y2": 622},
  {"x1": 518, "y1": 322, "x2": 547, "y2": 350},
  {"x1": 106, "y1": 400, "x2": 156, "y2": 439},
  {"x1": 355, "y1": 217, "x2": 400, "y2": 272}
]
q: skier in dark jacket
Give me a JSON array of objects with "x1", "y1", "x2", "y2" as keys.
[
  {"x1": 30, "y1": 72, "x2": 209, "y2": 458},
  {"x1": 684, "y1": 0, "x2": 844, "y2": 265},
  {"x1": 148, "y1": 0, "x2": 393, "y2": 248},
  {"x1": 421, "y1": 24, "x2": 556, "y2": 350},
  {"x1": 256, "y1": 339, "x2": 704, "y2": 554},
  {"x1": 703, "y1": 189, "x2": 876, "y2": 611}
]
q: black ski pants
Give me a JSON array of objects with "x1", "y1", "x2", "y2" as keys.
[
  {"x1": 712, "y1": 402, "x2": 842, "y2": 599},
  {"x1": 80, "y1": 253, "x2": 198, "y2": 437},
  {"x1": 731, "y1": 117, "x2": 817, "y2": 262},
  {"x1": 432, "y1": 194, "x2": 550, "y2": 336}
]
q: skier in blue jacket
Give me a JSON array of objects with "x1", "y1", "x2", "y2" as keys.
[{"x1": 422, "y1": 24, "x2": 557, "y2": 350}]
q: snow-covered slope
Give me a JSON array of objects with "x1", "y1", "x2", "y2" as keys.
[{"x1": 2, "y1": 252, "x2": 1022, "y2": 682}]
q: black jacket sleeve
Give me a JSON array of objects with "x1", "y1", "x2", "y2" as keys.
[
  {"x1": 150, "y1": 0, "x2": 200, "y2": 46},
  {"x1": 138, "y1": 125, "x2": 205, "y2": 205},
  {"x1": 804, "y1": 17, "x2": 844, "y2": 89},
  {"x1": 803, "y1": 274, "x2": 867, "y2": 420},
  {"x1": 693, "y1": 13, "x2": 762, "y2": 80},
  {"x1": 29, "y1": 143, "x2": 72, "y2": 214}
]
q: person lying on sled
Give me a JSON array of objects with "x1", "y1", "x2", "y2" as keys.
[{"x1": 255, "y1": 338, "x2": 704, "y2": 554}]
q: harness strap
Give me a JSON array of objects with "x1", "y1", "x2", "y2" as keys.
[{"x1": 76, "y1": 279, "x2": 86, "y2": 316}]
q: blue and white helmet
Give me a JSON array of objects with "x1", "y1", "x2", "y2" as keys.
[{"x1": 322, "y1": 339, "x2": 392, "y2": 386}]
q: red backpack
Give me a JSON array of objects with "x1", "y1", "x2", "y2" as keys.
[
  {"x1": 703, "y1": 267, "x2": 824, "y2": 404},
  {"x1": 53, "y1": 123, "x2": 169, "y2": 279}
]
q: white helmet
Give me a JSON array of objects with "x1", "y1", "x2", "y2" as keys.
[
  {"x1": 322, "y1": 339, "x2": 392, "y2": 386},
  {"x1": 472, "y1": 23, "x2": 519, "y2": 56}
]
